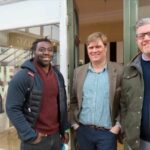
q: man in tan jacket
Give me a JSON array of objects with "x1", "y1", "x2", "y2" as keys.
[{"x1": 70, "y1": 32, "x2": 123, "y2": 150}]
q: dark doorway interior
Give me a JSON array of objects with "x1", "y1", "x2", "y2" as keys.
[
  {"x1": 84, "y1": 44, "x2": 90, "y2": 64},
  {"x1": 110, "y1": 42, "x2": 116, "y2": 62}
]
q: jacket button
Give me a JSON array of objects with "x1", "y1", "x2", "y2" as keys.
[
  {"x1": 135, "y1": 140, "x2": 139, "y2": 144},
  {"x1": 136, "y1": 126, "x2": 139, "y2": 129},
  {"x1": 139, "y1": 96, "x2": 142, "y2": 99},
  {"x1": 137, "y1": 111, "x2": 140, "y2": 114},
  {"x1": 127, "y1": 76, "x2": 130, "y2": 78}
]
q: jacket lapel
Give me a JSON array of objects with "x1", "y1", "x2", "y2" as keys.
[{"x1": 77, "y1": 64, "x2": 89, "y2": 109}]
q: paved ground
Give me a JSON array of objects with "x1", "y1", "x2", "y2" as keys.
[
  {"x1": 118, "y1": 143, "x2": 124, "y2": 150},
  {"x1": 0, "y1": 127, "x2": 20, "y2": 150},
  {"x1": 0, "y1": 127, "x2": 124, "y2": 150}
]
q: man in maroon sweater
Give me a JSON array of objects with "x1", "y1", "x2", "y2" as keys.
[{"x1": 6, "y1": 38, "x2": 70, "y2": 150}]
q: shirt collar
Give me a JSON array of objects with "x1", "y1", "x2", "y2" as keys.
[
  {"x1": 88, "y1": 63, "x2": 107, "y2": 73},
  {"x1": 142, "y1": 53, "x2": 150, "y2": 61}
]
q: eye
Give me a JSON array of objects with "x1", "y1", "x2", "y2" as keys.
[
  {"x1": 39, "y1": 48, "x2": 45, "y2": 52},
  {"x1": 38, "y1": 48, "x2": 53, "y2": 53},
  {"x1": 136, "y1": 31, "x2": 150, "y2": 40},
  {"x1": 95, "y1": 45, "x2": 101, "y2": 49},
  {"x1": 88, "y1": 46, "x2": 94, "y2": 50},
  {"x1": 147, "y1": 32, "x2": 150, "y2": 36},
  {"x1": 47, "y1": 48, "x2": 53, "y2": 52}
]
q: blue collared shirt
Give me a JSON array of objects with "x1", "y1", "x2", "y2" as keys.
[{"x1": 79, "y1": 64, "x2": 112, "y2": 128}]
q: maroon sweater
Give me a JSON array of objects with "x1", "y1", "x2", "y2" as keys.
[{"x1": 35, "y1": 63, "x2": 59, "y2": 135}]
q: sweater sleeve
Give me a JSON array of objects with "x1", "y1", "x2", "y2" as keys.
[{"x1": 6, "y1": 70, "x2": 37, "y2": 142}]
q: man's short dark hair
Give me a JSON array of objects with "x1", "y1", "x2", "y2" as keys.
[{"x1": 31, "y1": 37, "x2": 52, "y2": 52}]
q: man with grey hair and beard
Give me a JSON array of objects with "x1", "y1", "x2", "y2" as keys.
[{"x1": 120, "y1": 17, "x2": 150, "y2": 150}]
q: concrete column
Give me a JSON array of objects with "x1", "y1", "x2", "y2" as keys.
[{"x1": 59, "y1": 0, "x2": 68, "y2": 95}]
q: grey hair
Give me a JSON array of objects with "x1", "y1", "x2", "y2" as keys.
[{"x1": 136, "y1": 17, "x2": 150, "y2": 30}]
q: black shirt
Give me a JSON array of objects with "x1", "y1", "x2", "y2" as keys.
[{"x1": 140, "y1": 58, "x2": 150, "y2": 141}]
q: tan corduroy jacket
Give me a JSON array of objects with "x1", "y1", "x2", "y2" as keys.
[{"x1": 69, "y1": 62, "x2": 123, "y2": 129}]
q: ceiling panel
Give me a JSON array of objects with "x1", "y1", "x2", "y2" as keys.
[
  {"x1": 75, "y1": 0, "x2": 123, "y2": 24},
  {"x1": 75, "y1": 0, "x2": 150, "y2": 25}
]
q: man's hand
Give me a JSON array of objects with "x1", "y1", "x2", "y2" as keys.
[
  {"x1": 62, "y1": 132, "x2": 69, "y2": 144},
  {"x1": 110, "y1": 124, "x2": 121, "y2": 135},
  {"x1": 31, "y1": 132, "x2": 46, "y2": 144}
]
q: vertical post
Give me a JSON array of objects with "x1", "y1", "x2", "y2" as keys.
[
  {"x1": 59, "y1": 0, "x2": 68, "y2": 94},
  {"x1": 67, "y1": 0, "x2": 76, "y2": 150},
  {"x1": 123, "y1": 0, "x2": 139, "y2": 64},
  {"x1": 67, "y1": 0, "x2": 75, "y2": 91}
]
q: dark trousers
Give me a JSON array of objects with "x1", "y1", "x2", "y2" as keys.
[
  {"x1": 21, "y1": 132, "x2": 62, "y2": 150},
  {"x1": 76, "y1": 125, "x2": 117, "y2": 150}
]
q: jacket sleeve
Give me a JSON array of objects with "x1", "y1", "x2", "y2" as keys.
[
  {"x1": 115, "y1": 64, "x2": 124, "y2": 124},
  {"x1": 120, "y1": 72, "x2": 128, "y2": 138},
  {"x1": 6, "y1": 70, "x2": 37, "y2": 142}
]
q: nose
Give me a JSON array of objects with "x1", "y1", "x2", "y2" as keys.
[
  {"x1": 93, "y1": 47, "x2": 97, "y2": 52},
  {"x1": 43, "y1": 50, "x2": 49, "y2": 54}
]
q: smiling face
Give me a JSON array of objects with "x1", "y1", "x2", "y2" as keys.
[
  {"x1": 86, "y1": 32, "x2": 108, "y2": 66},
  {"x1": 87, "y1": 39, "x2": 107, "y2": 64},
  {"x1": 34, "y1": 41, "x2": 53, "y2": 67},
  {"x1": 136, "y1": 24, "x2": 150, "y2": 59}
]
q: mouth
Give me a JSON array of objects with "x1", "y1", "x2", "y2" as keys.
[
  {"x1": 41, "y1": 57, "x2": 51, "y2": 61},
  {"x1": 91, "y1": 54, "x2": 100, "y2": 57},
  {"x1": 143, "y1": 44, "x2": 150, "y2": 49},
  {"x1": 43, "y1": 57, "x2": 50, "y2": 59}
]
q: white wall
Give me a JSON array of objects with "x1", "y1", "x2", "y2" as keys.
[{"x1": 0, "y1": 0, "x2": 60, "y2": 30}]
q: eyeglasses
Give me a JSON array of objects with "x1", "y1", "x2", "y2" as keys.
[
  {"x1": 38, "y1": 47, "x2": 53, "y2": 53},
  {"x1": 136, "y1": 31, "x2": 150, "y2": 40}
]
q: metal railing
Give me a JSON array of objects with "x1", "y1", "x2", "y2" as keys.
[{"x1": 0, "y1": 47, "x2": 31, "y2": 66}]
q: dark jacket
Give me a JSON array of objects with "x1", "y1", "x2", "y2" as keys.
[
  {"x1": 6, "y1": 59, "x2": 70, "y2": 142},
  {"x1": 120, "y1": 53, "x2": 144, "y2": 150}
]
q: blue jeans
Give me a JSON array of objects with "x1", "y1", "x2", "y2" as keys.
[
  {"x1": 21, "y1": 132, "x2": 62, "y2": 150},
  {"x1": 76, "y1": 125, "x2": 117, "y2": 150}
]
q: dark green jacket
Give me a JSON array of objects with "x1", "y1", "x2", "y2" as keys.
[{"x1": 120, "y1": 53, "x2": 144, "y2": 150}]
